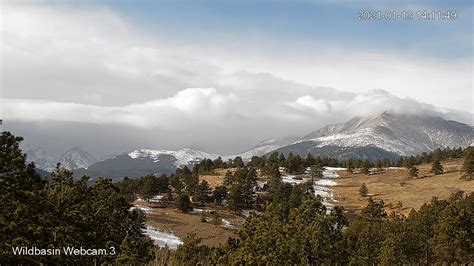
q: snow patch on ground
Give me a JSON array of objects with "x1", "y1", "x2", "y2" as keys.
[
  {"x1": 149, "y1": 195, "x2": 163, "y2": 202},
  {"x1": 240, "y1": 209, "x2": 262, "y2": 217},
  {"x1": 221, "y1": 218, "x2": 236, "y2": 229},
  {"x1": 313, "y1": 167, "x2": 343, "y2": 213},
  {"x1": 131, "y1": 206, "x2": 154, "y2": 213},
  {"x1": 313, "y1": 186, "x2": 332, "y2": 198},
  {"x1": 145, "y1": 226, "x2": 182, "y2": 249},
  {"x1": 281, "y1": 175, "x2": 304, "y2": 184},
  {"x1": 315, "y1": 179, "x2": 337, "y2": 186},
  {"x1": 192, "y1": 208, "x2": 212, "y2": 214}
]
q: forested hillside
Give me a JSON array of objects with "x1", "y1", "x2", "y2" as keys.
[
  {"x1": 0, "y1": 132, "x2": 153, "y2": 264},
  {"x1": 2, "y1": 131, "x2": 473, "y2": 264}
]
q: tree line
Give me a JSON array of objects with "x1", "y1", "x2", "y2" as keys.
[
  {"x1": 152, "y1": 190, "x2": 473, "y2": 265},
  {"x1": 190, "y1": 146, "x2": 471, "y2": 177}
]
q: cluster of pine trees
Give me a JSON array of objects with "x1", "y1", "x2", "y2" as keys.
[
  {"x1": 396, "y1": 147, "x2": 465, "y2": 168},
  {"x1": 0, "y1": 132, "x2": 154, "y2": 264},
  {"x1": 154, "y1": 191, "x2": 473, "y2": 265}
]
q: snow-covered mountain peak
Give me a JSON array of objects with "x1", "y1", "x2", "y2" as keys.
[
  {"x1": 21, "y1": 144, "x2": 59, "y2": 171},
  {"x1": 58, "y1": 147, "x2": 98, "y2": 170},
  {"x1": 299, "y1": 111, "x2": 473, "y2": 156},
  {"x1": 21, "y1": 144, "x2": 98, "y2": 171},
  {"x1": 128, "y1": 148, "x2": 220, "y2": 167}
]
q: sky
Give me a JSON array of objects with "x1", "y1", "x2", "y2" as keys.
[{"x1": 0, "y1": 0, "x2": 472, "y2": 156}]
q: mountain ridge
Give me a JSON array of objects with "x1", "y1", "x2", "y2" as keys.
[
  {"x1": 296, "y1": 111, "x2": 472, "y2": 156},
  {"x1": 22, "y1": 145, "x2": 98, "y2": 172},
  {"x1": 24, "y1": 111, "x2": 473, "y2": 178}
]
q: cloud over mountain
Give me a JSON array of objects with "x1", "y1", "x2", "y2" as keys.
[{"x1": 1, "y1": 1, "x2": 472, "y2": 155}]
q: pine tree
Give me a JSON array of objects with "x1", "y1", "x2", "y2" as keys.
[
  {"x1": 359, "y1": 183, "x2": 369, "y2": 197},
  {"x1": 175, "y1": 232, "x2": 209, "y2": 265},
  {"x1": 309, "y1": 164, "x2": 324, "y2": 184},
  {"x1": 233, "y1": 156, "x2": 245, "y2": 168},
  {"x1": 175, "y1": 194, "x2": 192, "y2": 212},
  {"x1": 409, "y1": 166, "x2": 419, "y2": 178},
  {"x1": 212, "y1": 185, "x2": 227, "y2": 205},
  {"x1": 375, "y1": 160, "x2": 383, "y2": 170},
  {"x1": 305, "y1": 153, "x2": 316, "y2": 167},
  {"x1": 227, "y1": 184, "x2": 246, "y2": 212},
  {"x1": 141, "y1": 174, "x2": 159, "y2": 201},
  {"x1": 431, "y1": 160, "x2": 444, "y2": 175},
  {"x1": 362, "y1": 161, "x2": 371, "y2": 175},
  {"x1": 461, "y1": 147, "x2": 473, "y2": 180},
  {"x1": 193, "y1": 180, "x2": 210, "y2": 205},
  {"x1": 116, "y1": 234, "x2": 154, "y2": 264},
  {"x1": 0, "y1": 132, "x2": 48, "y2": 264},
  {"x1": 278, "y1": 153, "x2": 286, "y2": 164},
  {"x1": 346, "y1": 160, "x2": 354, "y2": 174},
  {"x1": 263, "y1": 161, "x2": 281, "y2": 179}
]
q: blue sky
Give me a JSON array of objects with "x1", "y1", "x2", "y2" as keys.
[{"x1": 99, "y1": 0, "x2": 473, "y2": 59}]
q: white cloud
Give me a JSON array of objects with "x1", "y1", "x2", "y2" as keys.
[
  {"x1": 2, "y1": 88, "x2": 238, "y2": 128},
  {"x1": 295, "y1": 95, "x2": 332, "y2": 112},
  {"x1": 1, "y1": 2, "x2": 472, "y2": 154}
]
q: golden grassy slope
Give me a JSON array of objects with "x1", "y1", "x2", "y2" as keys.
[
  {"x1": 333, "y1": 159, "x2": 473, "y2": 216},
  {"x1": 199, "y1": 168, "x2": 236, "y2": 188}
]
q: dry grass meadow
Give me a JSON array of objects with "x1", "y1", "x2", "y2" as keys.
[
  {"x1": 134, "y1": 201, "x2": 244, "y2": 247},
  {"x1": 199, "y1": 168, "x2": 236, "y2": 188},
  {"x1": 333, "y1": 159, "x2": 473, "y2": 216}
]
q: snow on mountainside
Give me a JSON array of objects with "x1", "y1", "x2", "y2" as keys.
[
  {"x1": 235, "y1": 136, "x2": 298, "y2": 160},
  {"x1": 128, "y1": 148, "x2": 220, "y2": 167},
  {"x1": 21, "y1": 111, "x2": 473, "y2": 178},
  {"x1": 21, "y1": 145, "x2": 98, "y2": 171},
  {"x1": 298, "y1": 111, "x2": 473, "y2": 156},
  {"x1": 22, "y1": 144, "x2": 58, "y2": 172},
  {"x1": 59, "y1": 147, "x2": 98, "y2": 170}
]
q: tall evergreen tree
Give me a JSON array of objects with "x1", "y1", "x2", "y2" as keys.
[
  {"x1": 309, "y1": 164, "x2": 324, "y2": 184},
  {"x1": 361, "y1": 161, "x2": 371, "y2": 175},
  {"x1": 212, "y1": 185, "x2": 228, "y2": 205},
  {"x1": 227, "y1": 184, "x2": 246, "y2": 212},
  {"x1": 431, "y1": 160, "x2": 444, "y2": 175},
  {"x1": 409, "y1": 166, "x2": 419, "y2": 178},
  {"x1": 346, "y1": 160, "x2": 354, "y2": 174},
  {"x1": 0, "y1": 132, "x2": 49, "y2": 264},
  {"x1": 233, "y1": 156, "x2": 245, "y2": 168},
  {"x1": 461, "y1": 147, "x2": 473, "y2": 180},
  {"x1": 141, "y1": 174, "x2": 160, "y2": 201},
  {"x1": 193, "y1": 180, "x2": 211, "y2": 205},
  {"x1": 359, "y1": 183, "x2": 369, "y2": 197},
  {"x1": 175, "y1": 194, "x2": 192, "y2": 212}
]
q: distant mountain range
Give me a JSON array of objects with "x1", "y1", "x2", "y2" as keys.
[
  {"x1": 271, "y1": 111, "x2": 473, "y2": 161},
  {"x1": 24, "y1": 111, "x2": 473, "y2": 179},
  {"x1": 22, "y1": 145, "x2": 99, "y2": 172}
]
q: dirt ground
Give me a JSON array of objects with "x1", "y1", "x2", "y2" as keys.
[
  {"x1": 135, "y1": 201, "x2": 245, "y2": 247},
  {"x1": 333, "y1": 159, "x2": 473, "y2": 216}
]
